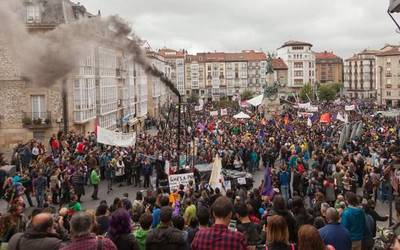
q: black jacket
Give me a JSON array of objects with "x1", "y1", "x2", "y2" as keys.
[
  {"x1": 112, "y1": 233, "x2": 140, "y2": 250},
  {"x1": 145, "y1": 225, "x2": 186, "y2": 250}
]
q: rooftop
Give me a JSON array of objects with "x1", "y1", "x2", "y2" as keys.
[
  {"x1": 376, "y1": 45, "x2": 400, "y2": 56},
  {"x1": 278, "y1": 40, "x2": 313, "y2": 49},
  {"x1": 271, "y1": 58, "x2": 288, "y2": 70},
  {"x1": 158, "y1": 48, "x2": 186, "y2": 58}
]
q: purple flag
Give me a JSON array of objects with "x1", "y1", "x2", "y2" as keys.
[{"x1": 261, "y1": 166, "x2": 274, "y2": 197}]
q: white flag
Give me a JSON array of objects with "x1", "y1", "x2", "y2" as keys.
[
  {"x1": 220, "y1": 108, "x2": 228, "y2": 116},
  {"x1": 307, "y1": 117, "x2": 312, "y2": 127}
]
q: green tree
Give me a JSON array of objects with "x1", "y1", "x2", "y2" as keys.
[
  {"x1": 187, "y1": 92, "x2": 199, "y2": 104},
  {"x1": 318, "y1": 83, "x2": 341, "y2": 101},
  {"x1": 240, "y1": 90, "x2": 254, "y2": 100},
  {"x1": 299, "y1": 82, "x2": 313, "y2": 102},
  {"x1": 215, "y1": 96, "x2": 236, "y2": 108}
]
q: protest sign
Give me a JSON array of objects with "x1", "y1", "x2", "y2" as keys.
[
  {"x1": 168, "y1": 173, "x2": 195, "y2": 193},
  {"x1": 345, "y1": 105, "x2": 355, "y2": 111},
  {"x1": 220, "y1": 108, "x2": 228, "y2": 116},
  {"x1": 210, "y1": 111, "x2": 219, "y2": 116},
  {"x1": 97, "y1": 126, "x2": 136, "y2": 147}
]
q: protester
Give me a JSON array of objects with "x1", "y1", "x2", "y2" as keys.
[
  {"x1": 7, "y1": 213, "x2": 63, "y2": 250},
  {"x1": 319, "y1": 207, "x2": 351, "y2": 250},
  {"x1": 265, "y1": 215, "x2": 294, "y2": 250},
  {"x1": 192, "y1": 196, "x2": 247, "y2": 250},
  {"x1": 60, "y1": 212, "x2": 117, "y2": 250},
  {"x1": 107, "y1": 209, "x2": 140, "y2": 250},
  {"x1": 341, "y1": 192, "x2": 365, "y2": 250},
  {"x1": 145, "y1": 206, "x2": 186, "y2": 250}
]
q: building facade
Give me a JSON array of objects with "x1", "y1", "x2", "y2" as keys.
[
  {"x1": 343, "y1": 49, "x2": 378, "y2": 99},
  {"x1": 375, "y1": 45, "x2": 400, "y2": 107},
  {"x1": 146, "y1": 50, "x2": 171, "y2": 118},
  {"x1": 184, "y1": 50, "x2": 267, "y2": 102},
  {"x1": 158, "y1": 48, "x2": 186, "y2": 96},
  {"x1": 269, "y1": 57, "x2": 289, "y2": 86},
  {"x1": 315, "y1": 51, "x2": 343, "y2": 84},
  {"x1": 276, "y1": 41, "x2": 316, "y2": 90},
  {"x1": 0, "y1": 0, "x2": 148, "y2": 150}
]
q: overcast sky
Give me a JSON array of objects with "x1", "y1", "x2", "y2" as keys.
[{"x1": 81, "y1": 0, "x2": 399, "y2": 58}]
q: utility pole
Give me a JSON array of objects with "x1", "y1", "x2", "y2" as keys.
[{"x1": 62, "y1": 79, "x2": 68, "y2": 134}]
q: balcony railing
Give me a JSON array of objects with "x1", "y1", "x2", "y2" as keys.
[{"x1": 22, "y1": 111, "x2": 52, "y2": 129}]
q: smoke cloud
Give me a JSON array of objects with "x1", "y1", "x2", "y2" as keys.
[{"x1": 0, "y1": 0, "x2": 180, "y2": 97}]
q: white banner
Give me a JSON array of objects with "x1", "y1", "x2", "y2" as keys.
[
  {"x1": 345, "y1": 105, "x2": 355, "y2": 111},
  {"x1": 298, "y1": 102, "x2": 311, "y2": 109},
  {"x1": 210, "y1": 111, "x2": 219, "y2": 116},
  {"x1": 209, "y1": 155, "x2": 223, "y2": 188},
  {"x1": 306, "y1": 106, "x2": 319, "y2": 112},
  {"x1": 97, "y1": 126, "x2": 136, "y2": 147},
  {"x1": 168, "y1": 173, "x2": 195, "y2": 193},
  {"x1": 220, "y1": 108, "x2": 228, "y2": 116},
  {"x1": 195, "y1": 105, "x2": 203, "y2": 111}
]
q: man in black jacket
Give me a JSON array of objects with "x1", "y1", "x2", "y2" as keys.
[
  {"x1": 8, "y1": 213, "x2": 64, "y2": 250},
  {"x1": 146, "y1": 206, "x2": 186, "y2": 250}
]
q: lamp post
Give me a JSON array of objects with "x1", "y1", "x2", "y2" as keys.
[{"x1": 62, "y1": 79, "x2": 68, "y2": 134}]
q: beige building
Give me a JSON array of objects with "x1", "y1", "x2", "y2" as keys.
[
  {"x1": 315, "y1": 51, "x2": 343, "y2": 84},
  {"x1": 158, "y1": 48, "x2": 186, "y2": 96},
  {"x1": 184, "y1": 50, "x2": 267, "y2": 102},
  {"x1": 0, "y1": 0, "x2": 148, "y2": 150},
  {"x1": 344, "y1": 49, "x2": 378, "y2": 99},
  {"x1": 269, "y1": 57, "x2": 288, "y2": 86},
  {"x1": 375, "y1": 45, "x2": 400, "y2": 107}
]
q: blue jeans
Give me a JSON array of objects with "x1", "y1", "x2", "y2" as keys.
[
  {"x1": 280, "y1": 185, "x2": 289, "y2": 202},
  {"x1": 36, "y1": 191, "x2": 45, "y2": 208}
]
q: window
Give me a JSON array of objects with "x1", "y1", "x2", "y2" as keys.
[
  {"x1": 294, "y1": 70, "x2": 303, "y2": 77},
  {"x1": 387, "y1": 91, "x2": 392, "y2": 96},
  {"x1": 26, "y1": 5, "x2": 41, "y2": 23},
  {"x1": 31, "y1": 95, "x2": 45, "y2": 119},
  {"x1": 292, "y1": 46, "x2": 304, "y2": 50},
  {"x1": 387, "y1": 78, "x2": 392, "y2": 85},
  {"x1": 294, "y1": 79, "x2": 303, "y2": 85},
  {"x1": 294, "y1": 62, "x2": 303, "y2": 68}
]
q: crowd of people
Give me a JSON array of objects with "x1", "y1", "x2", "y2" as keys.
[{"x1": 0, "y1": 97, "x2": 399, "y2": 250}]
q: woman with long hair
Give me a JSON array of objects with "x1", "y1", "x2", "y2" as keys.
[
  {"x1": 265, "y1": 215, "x2": 295, "y2": 250},
  {"x1": 107, "y1": 208, "x2": 140, "y2": 250},
  {"x1": 297, "y1": 225, "x2": 334, "y2": 250}
]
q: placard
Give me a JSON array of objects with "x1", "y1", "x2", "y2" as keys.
[
  {"x1": 237, "y1": 177, "x2": 246, "y2": 185},
  {"x1": 168, "y1": 173, "x2": 195, "y2": 193}
]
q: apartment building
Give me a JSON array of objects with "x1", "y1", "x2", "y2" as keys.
[
  {"x1": 0, "y1": 0, "x2": 147, "y2": 149},
  {"x1": 315, "y1": 51, "x2": 343, "y2": 84},
  {"x1": 184, "y1": 50, "x2": 268, "y2": 102},
  {"x1": 146, "y1": 50, "x2": 171, "y2": 118},
  {"x1": 158, "y1": 48, "x2": 186, "y2": 96},
  {"x1": 375, "y1": 45, "x2": 400, "y2": 107},
  {"x1": 343, "y1": 49, "x2": 378, "y2": 99},
  {"x1": 277, "y1": 41, "x2": 316, "y2": 90}
]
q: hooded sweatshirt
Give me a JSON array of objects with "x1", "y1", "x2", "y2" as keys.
[{"x1": 134, "y1": 228, "x2": 150, "y2": 250}]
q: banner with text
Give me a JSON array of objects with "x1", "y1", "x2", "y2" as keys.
[
  {"x1": 97, "y1": 126, "x2": 136, "y2": 147},
  {"x1": 168, "y1": 173, "x2": 195, "y2": 193}
]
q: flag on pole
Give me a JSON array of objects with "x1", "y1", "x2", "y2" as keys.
[
  {"x1": 320, "y1": 113, "x2": 331, "y2": 123},
  {"x1": 284, "y1": 114, "x2": 289, "y2": 125},
  {"x1": 307, "y1": 117, "x2": 312, "y2": 127}
]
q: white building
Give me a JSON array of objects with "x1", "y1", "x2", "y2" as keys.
[
  {"x1": 277, "y1": 41, "x2": 316, "y2": 89},
  {"x1": 159, "y1": 48, "x2": 186, "y2": 96}
]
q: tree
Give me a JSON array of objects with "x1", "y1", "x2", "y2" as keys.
[
  {"x1": 240, "y1": 90, "x2": 254, "y2": 100},
  {"x1": 318, "y1": 83, "x2": 341, "y2": 101},
  {"x1": 299, "y1": 82, "x2": 313, "y2": 102},
  {"x1": 187, "y1": 92, "x2": 199, "y2": 104},
  {"x1": 215, "y1": 96, "x2": 236, "y2": 109}
]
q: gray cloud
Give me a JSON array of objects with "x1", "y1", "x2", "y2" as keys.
[{"x1": 81, "y1": 0, "x2": 399, "y2": 58}]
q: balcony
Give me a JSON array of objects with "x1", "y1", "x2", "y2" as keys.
[{"x1": 22, "y1": 111, "x2": 52, "y2": 129}]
